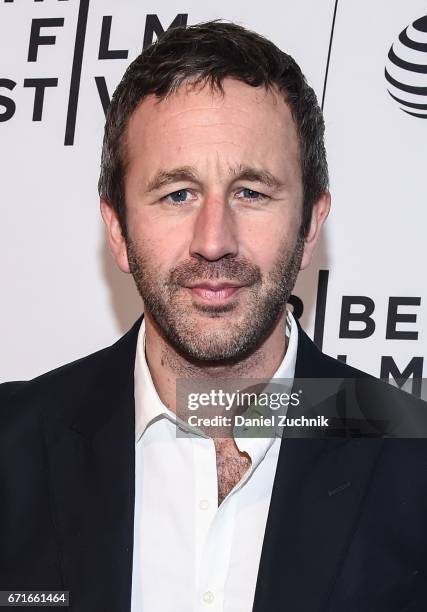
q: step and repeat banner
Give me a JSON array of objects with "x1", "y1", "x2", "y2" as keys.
[{"x1": 1, "y1": 0, "x2": 425, "y2": 395}]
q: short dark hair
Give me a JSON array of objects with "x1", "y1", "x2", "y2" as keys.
[{"x1": 98, "y1": 20, "x2": 328, "y2": 239}]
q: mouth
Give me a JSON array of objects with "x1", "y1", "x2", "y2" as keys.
[{"x1": 184, "y1": 282, "x2": 246, "y2": 304}]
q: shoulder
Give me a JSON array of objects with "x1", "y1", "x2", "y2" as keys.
[
  {"x1": 295, "y1": 318, "x2": 373, "y2": 381},
  {"x1": 0, "y1": 316, "x2": 142, "y2": 425},
  {"x1": 2, "y1": 340, "x2": 112, "y2": 392},
  {"x1": 0, "y1": 344, "x2": 113, "y2": 431},
  {"x1": 295, "y1": 321, "x2": 426, "y2": 436}
]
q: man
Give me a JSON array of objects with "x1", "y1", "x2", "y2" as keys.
[{"x1": 1, "y1": 20, "x2": 427, "y2": 612}]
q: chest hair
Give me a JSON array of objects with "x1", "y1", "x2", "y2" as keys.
[{"x1": 213, "y1": 438, "x2": 252, "y2": 506}]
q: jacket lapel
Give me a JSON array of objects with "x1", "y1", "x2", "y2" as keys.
[
  {"x1": 252, "y1": 319, "x2": 383, "y2": 612},
  {"x1": 42, "y1": 317, "x2": 143, "y2": 612}
]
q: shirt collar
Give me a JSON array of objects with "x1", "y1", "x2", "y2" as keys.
[{"x1": 134, "y1": 309, "x2": 298, "y2": 443}]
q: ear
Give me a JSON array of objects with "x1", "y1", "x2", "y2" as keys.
[
  {"x1": 100, "y1": 199, "x2": 130, "y2": 273},
  {"x1": 300, "y1": 191, "x2": 331, "y2": 270}
]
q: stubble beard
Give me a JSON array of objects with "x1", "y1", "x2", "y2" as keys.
[{"x1": 126, "y1": 234, "x2": 305, "y2": 364}]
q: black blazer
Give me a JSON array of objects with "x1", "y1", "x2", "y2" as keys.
[{"x1": 1, "y1": 316, "x2": 427, "y2": 611}]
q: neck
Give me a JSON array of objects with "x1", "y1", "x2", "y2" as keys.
[{"x1": 143, "y1": 309, "x2": 289, "y2": 414}]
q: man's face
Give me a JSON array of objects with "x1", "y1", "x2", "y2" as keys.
[{"x1": 104, "y1": 78, "x2": 326, "y2": 362}]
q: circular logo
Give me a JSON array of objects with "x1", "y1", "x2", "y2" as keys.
[{"x1": 385, "y1": 15, "x2": 427, "y2": 118}]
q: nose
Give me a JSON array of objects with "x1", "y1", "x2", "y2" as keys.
[{"x1": 189, "y1": 194, "x2": 238, "y2": 261}]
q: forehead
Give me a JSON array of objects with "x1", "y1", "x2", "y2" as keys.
[{"x1": 124, "y1": 77, "x2": 300, "y2": 177}]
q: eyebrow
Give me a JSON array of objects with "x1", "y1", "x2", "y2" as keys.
[
  {"x1": 145, "y1": 167, "x2": 199, "y2": 193},
  {"x1": 229, "y1": 164, "x2": 284, "y2": 189},
  {"x1": 145, "y1": 164, "x2": 284, "y2": 193}
]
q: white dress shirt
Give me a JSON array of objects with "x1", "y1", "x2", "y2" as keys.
[{"x1": 131, "y1": 310, "x2": 298, "y2": 612}]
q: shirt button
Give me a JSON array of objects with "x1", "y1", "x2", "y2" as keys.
[
  {"x1": 199, "y1": 499, "x2": 210, "y2": 510},
  {"x1": 202, "y1": 591, "x2": 214, "y2": 604}
]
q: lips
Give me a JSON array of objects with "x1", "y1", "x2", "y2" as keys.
[{"x1": 185, "y1": 282, "x2": 245, "y2": 302}]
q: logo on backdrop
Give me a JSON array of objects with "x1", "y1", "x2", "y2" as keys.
[
  {"x1": 0, "y1": 0, "x2": 187, "y2": 144},
  {"x1": 385, "y1": 14, "x2": 427, "y2": 118},
  {"x1": 291, "y1": 270, "x2": 423, "y2": 398}
]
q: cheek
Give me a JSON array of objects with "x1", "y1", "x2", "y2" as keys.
[
  {"x1": 128, "y1": 212, "x2": 189, "y2": 273},
  {"x1": 239, "y1": 213, "x2": 301, "y2": 266}
]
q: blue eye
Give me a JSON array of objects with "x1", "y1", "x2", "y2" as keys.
[
  {"x1": 238, "y1": 188, "x2": 266, "y2": 201},
  {"x1": 164, "y1": 189, "x2": 192, "y2": 204},
  {"x1": 242, "y1": 188, "x2": 259, "y2": 198}
]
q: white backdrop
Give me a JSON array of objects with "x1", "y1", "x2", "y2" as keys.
[{"x1": 1, "y1": 0, "x2": 425, "y2": 395}]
